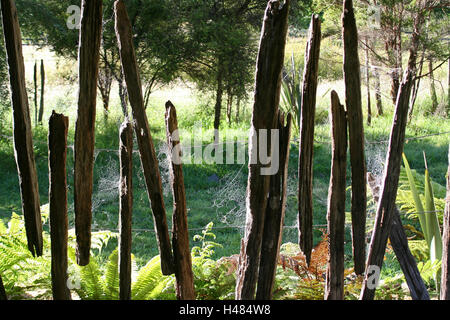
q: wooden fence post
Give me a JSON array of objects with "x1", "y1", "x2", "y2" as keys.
[
  {"x1": 324, "y1": 91, "x2": 347, "y2": 300},
  {"x1": 441, "y1": 145, "x2": 450, "y2": 300},
  {"x1": 235, "y1": 0, "x2": 290, "y2": 300},
  {"x1": 38, "y1": 59, "x2": 45, "y2": 123},
  {"x1": 1, "y1": 0, "x2": 43, "y2": 257},
  {"x1": 342, "y1": 0, "x2": 367, "y2": 276},
  {"x1": 48, "y1": 111, "x2": 71, "y2": 300},
  {"x1": 165, "y1": 101, "x2": 195, "y2": 300},
  {"x1": 118, "y1": 119, "x2": 133, "y2": 300},
  {"x1": 367, "y1": 173, "x2": 429, "y2": 300},
  {"x1": 298, "y1": 14, "x2": 321, "y2": 266},
  {"x1": 33, "y1": 61, "x2": 37, "y2": 126},
  {"x1": 114, "y1": 0, "x2": 174, "y2": 275},
  {"x1": 360, "y1": 13, "x2": 424, "y2": 299},
  {"x1": 256, "y1": 113, "x2": 292, "y2": 300},
  {"x1": 73, "y1": 0, "x2": 103, "y2": 266}
]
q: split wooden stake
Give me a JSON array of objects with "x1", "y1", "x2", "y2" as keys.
[
  {"x1": 367, "y1": 173, "x2": 429, "y2": 300},
  {"x1": 324, "y1": 91, "x2": 347, "y2": 300},
  {"x1": 342, "y1": 0, "x2": 367, "y2": 275},
  {"x1": 256, "y1": 112, "x2": 292, "y2": 300},
  {"x1": 114, "y1": 0, "x2": 174, "y2": 275},
  {"x1": 73, "y1": 0, "x2": 103, "y2": 266},
  {"x1": 360, "y1": 14, "x2": 424, "y2": 299},
  {"x1": 1, "y1": 0, "x2": 43, "y2": 257},
  {"x1": 441, "y1": 145, "x2": 450, "y2": 300},
  {"x1": 48, "y1": 111, "x2": 71, "y2": 300},
  {"x1": 165, "y1": 101, "x2": 195, "y2": 300},
  {"x1": 236, "y1": 0, "x2": 290, "y2": 300},
  {"x1": 298, "y1": 14, "x2": 321, "y2": 266},
  {"x1": 118, "y1": 119, "x2": 133, "y2": 300}
]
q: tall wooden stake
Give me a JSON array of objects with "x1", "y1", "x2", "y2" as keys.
[
  {"x1": 236, "y1": 0, "x2": 290, "y2": 300},
  {"x1": 73, "y1": 0, "x2": 103, "y2": 266},
  {"x1": 298, "y1": 14, "x2": 321, "y2": 266},
  {"x1": 441, "y1": 145, "x2": 450, "y2": 300},
  {"x1": 342, "y1": 0, "x2": 367, "y2": 275},
  {"x1": 38, "y1": 59, "x2": 45, "y2": 123},
  {"x1": 256, "y1": 112, "x2": 292, "y2": 300},
  {"x1": 165, "y1": 101, "x2": 195, "y2": 300},
  {"x1": 1, "y1": 0, "x2": 43, "y2": 257},
  {"x1": 33, "y1": 61, "x2": 37, "y2": 126},
  {"x1": 48, "y1": 111, "x2": 71, "y2": 300},
  {"x1": 118, "y1": 119, "x2": 133, "y2": 300},
  {"x1": 324, "y1": 91, "x2": 347, "y2": 300},
  {"x1": 114, "y1": 0, "x2": 174, "y2": 275},
  {"x1": 360, "y1": 13, "x2": 424, "y2": 300},
  {"x1": 367, "y1": 173, "x2": 429, "y2": 300}
]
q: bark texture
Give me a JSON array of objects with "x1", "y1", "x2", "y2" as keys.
[
  {"x1": 165, "y1": 101, "x2": 195, "y2": 300},
  {"x1": 441, "y1": 145, "x2": 450, "y2": 300},
  {"x1": 236, "y1": 0, "x2": 290, "y2": 300},
  {"x1": 298, "y1": 14, "x2": 321, "y2": 266},
  {"x1": 48, "y1": 111, "x2": 71, "y2": 300},
  {"x1": 74, "y1": 0, "x2": 103, "y2": 266},
  {"x1": 118, "y1": 119, "x2": 133, "y2": 300},
  {"x1": 342, "y1": 0, "x2": 367, "y2": 275},
  {"x1": 114, "y1": 0, "x2": 174, "y2": 275},
  {"x1": 324, "y1": 91, "x2": 347, "y2": 300},
  {"x1": 1, "y1": 0, "x2": 43, "y2": 257}
]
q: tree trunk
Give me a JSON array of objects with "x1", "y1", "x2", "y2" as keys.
[
  {"x1": 115, "y1": 0, "x2": 174, "y2": 275},
  {"x1": 48, "y1": 111, "x2": 71, "y2": 300},
  {"x1": 1, "y1": 0, "x2": 43, "y2": 257},
  {"x1": 226, "y1": 85, "x2": 233, "y2": 125},
  {"x1": 236, "y1": 98, "x2": 241, "y2": 122},
  {"x1": 365, "y1": 37, "x2": 372, "y2": 126},
  {"x1": 408, "y1": 49, "x2": 425, "y2": 121},
  {"x1": 298, "y1": 14, "x2": 321, "y2": 266},
  {"x1": 98, "y1": 66, "x2": 113, "y2": 118},
  {"x1": 214, "y1": 61, "x2": 224, "y2": 144},
  {"x1": 38, "y1": 59, "x2": 45, "y2": 123},
  {"x1": 441, "y1": 145, "x2": 450, "y2": 300},
  {"x1": 429, "y1": 58, "x2": 438, "y2": 114},
  {"x1": 0, "y1": 275, "x2": 6, "y2": 300},
  {"x1": 235, "y1": 0, "x2": 290, "y2": 300},
  {"x1": 324, "y1": 91, "x2": 347, "y2": 300},
  {"x1": 73, "y1": 0, "x2": 103, "y2": 266},
  {"x1": 367, "y1": 173, "x2": 430, "y2": 300},
  {"x1": 118, "y1": 119, "x2": 133, "y2": 300},
  {"x1": 342, "y1": 0, "x2": 366, "y2": 276},
  {"x1": 165, "y1": 101, "x2": 195, "y2": 300},
  {"x1": 360, "y1": 15, "x2": 423, "y2": 299},
  {"x1": 256, "y1": 112, "x2": 292, "y2": 300}
]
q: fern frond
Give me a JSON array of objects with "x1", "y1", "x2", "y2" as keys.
[
  {"x1": 77, "y1": 257, "x2": 103, "y2": 300},
  {"x1": 103, "y1": 249, "x2": 119, "y2": 299},
  {"x1": 131, "y1": 255, "x2": 165, "y2": 300}
]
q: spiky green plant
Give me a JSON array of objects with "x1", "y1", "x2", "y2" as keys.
[
  {"x1": 400, "y1": 153, "x2": 443, "y2": 263},
  {"x1": 281, "y1": 53, "x2": 301, "y2": 131}
]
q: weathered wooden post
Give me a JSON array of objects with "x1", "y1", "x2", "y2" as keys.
[
  {"x1": 236, "y1": 0, "x2": 290, "y2": 300},
  {"x1": 73, "y1": 0, "x2": 103, "y2": 266},
  {"x1": 165, "y1": 101, "x2": 195, "y2": 300},
  {"x1": 441, "y1": 145, "x2": 450, "y2": 300},
  {"x1": 1, "y1": 0, "x2": 43, "y2": 257},
  {"x1": 0, "y1": 275, "x2": 6, "y2": 300},
  {"x1": 256, "y1": 112, "x2": 292, "y2": 300},
  {"x1": 367, "y1": 173, "x2": 429, "y2": 300},
  {"x1": 33, "y1": 61, "x2": 37, "y2": 126},
  {"x1": 48, "y1": 111, "x2": 71, "y2": 300},
  {"x1": 114, "y1": 0, "x2": 174, "y2": 275},
  {"x1": 38, "y1": 59, "x2": 45, "y2": 123},
  {"x1": 324, "y1": 91, "x2": 347, "y2": 300},
  {"x1": 118, "y1": 119, "x2": 133, "y2": 301},
  {"x1": 342, "y1": 0, "x2": 367, "y2": 276},
  {"x1": 298, "y1": 14, "x2": 321, "y2": 266},
  {"x1": 360, "y1": 13, "x2": 424, "y2": 299}
]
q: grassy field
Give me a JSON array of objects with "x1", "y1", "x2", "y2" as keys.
[{"x1": 0, "y1": 45, "x2": 449, "y2": 272}]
